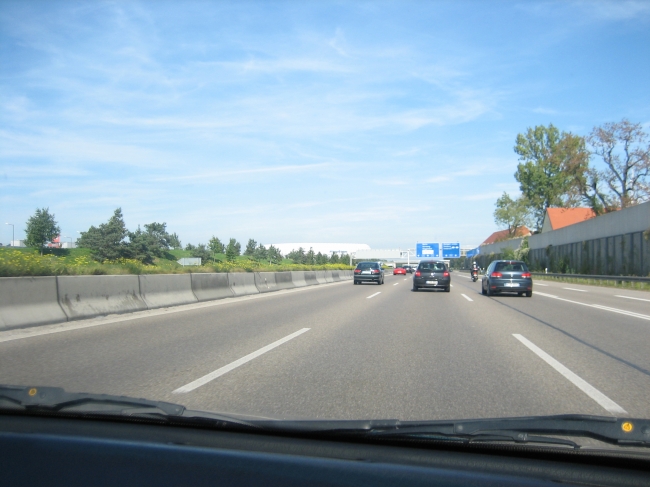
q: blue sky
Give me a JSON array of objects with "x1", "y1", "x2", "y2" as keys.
[{"x1": 1, "y1": 1, "x2": 649, "y2": 250}]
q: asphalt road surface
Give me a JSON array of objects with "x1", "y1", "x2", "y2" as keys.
[{"x1": 2, "y1": 273, "x2": 649, "y2": 421}]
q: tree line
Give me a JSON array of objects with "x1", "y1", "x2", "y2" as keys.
[
  {"x1": 494, "y1": 119, "x2": 650, "y2": 236},
  {"x1": 17, "y1": 207, "x2": 348, "y2": 265}
]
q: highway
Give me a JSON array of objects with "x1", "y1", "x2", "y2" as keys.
[{"x1": 1, "y1": 273, "x2": 649, "y2": 421}]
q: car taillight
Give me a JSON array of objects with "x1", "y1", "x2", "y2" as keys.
[
  {"x1": 522, "y1": 272, "x2": 531, "y2": 278},
  {"x1": 354, "y1": 269, "x2": 361, "y2": 274},
  {"x1": 491, "y1": 272, "x2": 502, "y2": 278},
  {"x1": 415, "y1": 271, "x2": 421, "y2": 277},
  {"x1": 443, "y1": 271, "x2": 449, "y2": 277},
  {"x1": 372, "y1": 269, "x2": 380, "y2": 274}
]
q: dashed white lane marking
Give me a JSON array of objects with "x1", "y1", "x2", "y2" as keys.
[
  {"x1": 393, "y1": 283, "x2": 399, "y2": 286},
  {"x1": 512, "y1": 334, "x2": 626, "y2": 415},
  {"x1": 461, "y1": 294, "x2": 473, "y2": 302},
  {"x1": 450, "y1": 284, "x2": 454, "y2": 288},
  {"x1": 564, "y1": 287, "x2": 587, "y2": 292},
  {"x1": 534, "y1": 282, "x2": 548, "y2": 286},
  {"x1": 536, "y1": 292, "x2": 650, "y2": 321},
  {"x1": 173, "y1": 328, "x2": 311, "y2": 394},
  {"x1": 403, "y1": 278, "x2": 407, "y2": 281},
  {"x1": 616, "y1": 295, "x2": 650, "y2": 303},
  {"x1": 367, "y1": 292, "x2": 381, "y2": 299}
]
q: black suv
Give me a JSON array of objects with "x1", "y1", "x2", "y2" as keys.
[
  {"x1": 412, "y1": 260, "x2": 450, "y2": 292},
  {"x1": 353, "y1": 262, "x2": 385, "y2": 285}
]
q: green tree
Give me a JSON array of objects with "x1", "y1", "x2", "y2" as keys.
[
  {"x1": 208, "y1": 236, "x2": 224, "y2": 254},
  {"x1": 253, "y1": 244, "x2": 268, "y2": 262},
  {"x1": 185, "y1": 243, "x2": 196, "y2": 251},
  {"x1": 286, "y1": 247, "x2": 306, "y2": 263},
  {"x1": 588, "y1": 119, "x2": 650, "y2": 209},
  {"x1": 168, "y1": 232, "x2": 182, "y2": 250},
  {"x1": 25, "y1": 207, "x2": 61, "y2": 254},
  {"x1": 267, "y1": 245, "x2": 282, "y2": 264},
  {"x1": 191, "y1": 243, "x2": 212, "y2": 263},
  {"x1": 126, "y1": 226, "x2": 158, "y2": 264},
  {"x1": 306, "y1": 247, "x2": 315, "y2": 265},
  {"x1": 315, "y1": 252, "x2": 326, "y2": 264},
  {"x1": 340, "y1": 253, "x2": 349, "y2": 265},
  {"x1": 514, "y1": 124, "x2": 589, "y2": 230},
  {"x1": 329, "y1": 252, "x2": 340, "y2": 264},
  {"x1": 225, "y1": 238, "x2": 240, "y2": 261},
  {"x1": 244, "y1": 239, "x2": 257, "y2": 256},
  {"x1": 77, "y1": 208, "x2": 128, "y2": 261},
  {"x1": 493, "y1": 192, "x2": 531, "y2": 238}
]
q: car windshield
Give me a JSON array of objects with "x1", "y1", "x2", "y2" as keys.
[
  {"x1": 495, "y1": 262, "x2": 528, "y2": 272},
  {"x1": 2, "y1": 0, "x2": 649, "y2": 457}
]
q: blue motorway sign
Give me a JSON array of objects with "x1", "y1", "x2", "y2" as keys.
[
  {"x1": 416, "y1": 242, "x2": 439, "y2": 258},
  {"x1": 441, "y1": 242, "x2": 460, "y2": 259}
]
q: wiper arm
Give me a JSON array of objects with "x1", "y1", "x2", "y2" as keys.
[{"x1": 0, "y1": 385, "x2": 184, "y2": 416}]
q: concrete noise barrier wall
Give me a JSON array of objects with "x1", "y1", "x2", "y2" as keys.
[
  {"x1": 290, "y1": 271, "x2": 308, "y2": 287},
  {"x1": 57, "y1": 275, "x2": 147, "y2": 321},
  {"x1": 314, "y1": 271, "x2": 327, "y2": 284},
  {"x1": 191, "y1": 273, "x2": 233, "y2": 301},
  {"x1": 228, "y1": 273, "x2": 259, "y2": 296},
  {"x1": 0, "y1": 277, "x2": 68, "y2": 330},
  {"x1": 304, "y1": 271, "x2": 319, "y2": 286},
  {"x1": 254, "y1": 272, "x2": 278, "y2": 293},
  {"x1": 274, "y1": 272, "x2": 295, "y2": 290},
  {"x1": 139, "y1": 274, "x2": 198, "y2": 309},
  {"x1": 324, "y1": 271, "x2": 334, "y2": 283}
]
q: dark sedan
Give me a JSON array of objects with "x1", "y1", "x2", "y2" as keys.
[
  {"x1": 412, "y1": 260, "x2": 450, "y2": 292},
  {"x1": 481, "y1": 260, "x2": 533, "y2": 297}
]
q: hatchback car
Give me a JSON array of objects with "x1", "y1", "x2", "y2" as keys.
[
  {"x1": 481, "y1": 260, "x2": 533, "y2": 297},
  {"x1": 412, "y1": 261, "x2": 450, "y2": 292},
  {"x1": 393, "y1": 267, "x2": 407, "y2": 275},
  {"x1": 354, "y1": 261, "x2": 385, "y2": 285}
]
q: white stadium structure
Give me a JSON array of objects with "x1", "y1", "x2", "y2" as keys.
[{"x1": 270, "y1": 243, "x2": 370, "y2": 257}]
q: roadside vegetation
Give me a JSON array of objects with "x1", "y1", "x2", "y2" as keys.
[
  {"x1": 1, "y1": 208, "x2": 352, "y2": 277},
  {"x1": 532, "y1": 274, "x2": 650, "y2": 292}
]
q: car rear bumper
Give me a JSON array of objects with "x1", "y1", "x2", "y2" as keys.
[
  {"x1": 413, "y1": 277, "x2": 450, "y2": 288},
  {"x1": 354, "y1": 275, "x2": 382, "y2": 282},
  {"x1": 488, "y1": 279, "x2": 533, "y2": 292}
]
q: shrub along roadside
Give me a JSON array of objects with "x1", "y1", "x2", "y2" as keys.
[{"x1": 0, "y1": 248, "x2": 352, "y2": 277}]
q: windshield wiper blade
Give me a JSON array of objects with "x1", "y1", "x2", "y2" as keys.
[{"x1": 0, "y1": 384, "x2": 184, "y2": 417}]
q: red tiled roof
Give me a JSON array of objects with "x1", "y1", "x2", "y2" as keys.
[
  {"x1": 546, "y1": 208, "x2": 596, "y2": 230},
  {"x1": 481, "y1": 226, "x2": 531, "y2": 245}
]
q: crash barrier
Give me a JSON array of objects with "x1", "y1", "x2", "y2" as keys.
[
  {"x1": 139, "y1": 274, "x2": 198, "y2": 309},
  {"x1": 228, "y1": 272, "x2": 260, "y2": 296},
  {"x1": 290, "y1": 271, "x2": 308, "y2": 287},
  {"x1": 274, "y1": 271, "x2": 295, "y2": 290},
  {"x1": 531, "y1": 272, "x2": 650, "y2": 284},
  {"x1": 0, "y1": 277, "x2": 68, "y2": 330},
  {"x1": 254, "y1": 272, "x2": 279, "y2": 293},
  {"x1": 57, "y1": 275, "x2": 148, "y2": 321},
  {"x1": 0, "y1": 270, "x2": 353, "y2": 330},
  {"x1": 191, "y1": 273, "x2": 233, "y2": 301}
]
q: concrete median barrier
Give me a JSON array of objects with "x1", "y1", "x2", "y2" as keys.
[
  {"x1": 324, "y1": 271, "x2": 334, "y2": 283},
  {"x1": 274, "y1": 272, "x2": 295, "y2": 290},
  {"x1": 0, "y1": 277, "x2": 68, "y2": 330},
  {"x1": 191, "y1": 273, "x2": 233, "y2": 301},
  {"x1": 139, "y1": 274, "x2": 197, "y2": 309},
  {"x1": 290, "y1": 271, "x2": 308, "y2": 287},
  {"x1": 228, "y1": 273, "x2": 259, "y2": 296},
  {"x1": 331, "y1": 271, "x2": 341, "y2": 282},
  {"x1": 314, "y1": 271, "x2": 327, "y2": 284},
  {"x1": 304, "y1": 271, "x2": 319, "y2": 286},
  {"x1": 57, "y1": 275, "x2": 147, "y2": 321},
  {"x1": 254, "y1": 272, "x2": 278, "y2": 293}
]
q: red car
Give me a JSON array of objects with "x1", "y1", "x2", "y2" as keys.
[{"x1": 393, "y1": 267, "x2": 407, "y2": 275}]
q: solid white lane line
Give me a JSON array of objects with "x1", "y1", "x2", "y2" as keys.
[
  {"x1": 393, "y1": 283, "x2": 399, "y2": 286},
  {"x1": 512, "y1": 334, "x2": 627, "y2": 415},
  {"x1": 564, "y1": 287, "x2": 587, "y2": 292},
  {"x1": 461, "y1": 294, "x2": 473, "y2": 302},
  {"x1": 616, "y1": 295, "x2": 650, "y2": 303},
  {"x1": 173, "y1": 328, "x2": 310, "y2": 394},
  {"x1": 367, "y1": 292, "x2": 381, "y2": 299},
  {"x1": 536, "y1": 292, "x2": 650, "y2": 321},
  {"x1": 534, "y1": 283, "x2": 548, "y2": 286}
]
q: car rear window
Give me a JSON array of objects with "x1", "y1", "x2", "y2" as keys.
[
  {"x1": 418, "y1": 262, "x2": 446, "y2": 271},
  {"x1": 495, "y1": 262, "x2": 528, "y2": 272},
  {"x1": 357, "y1": 263, "x2": 378, "y2": 270}
]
